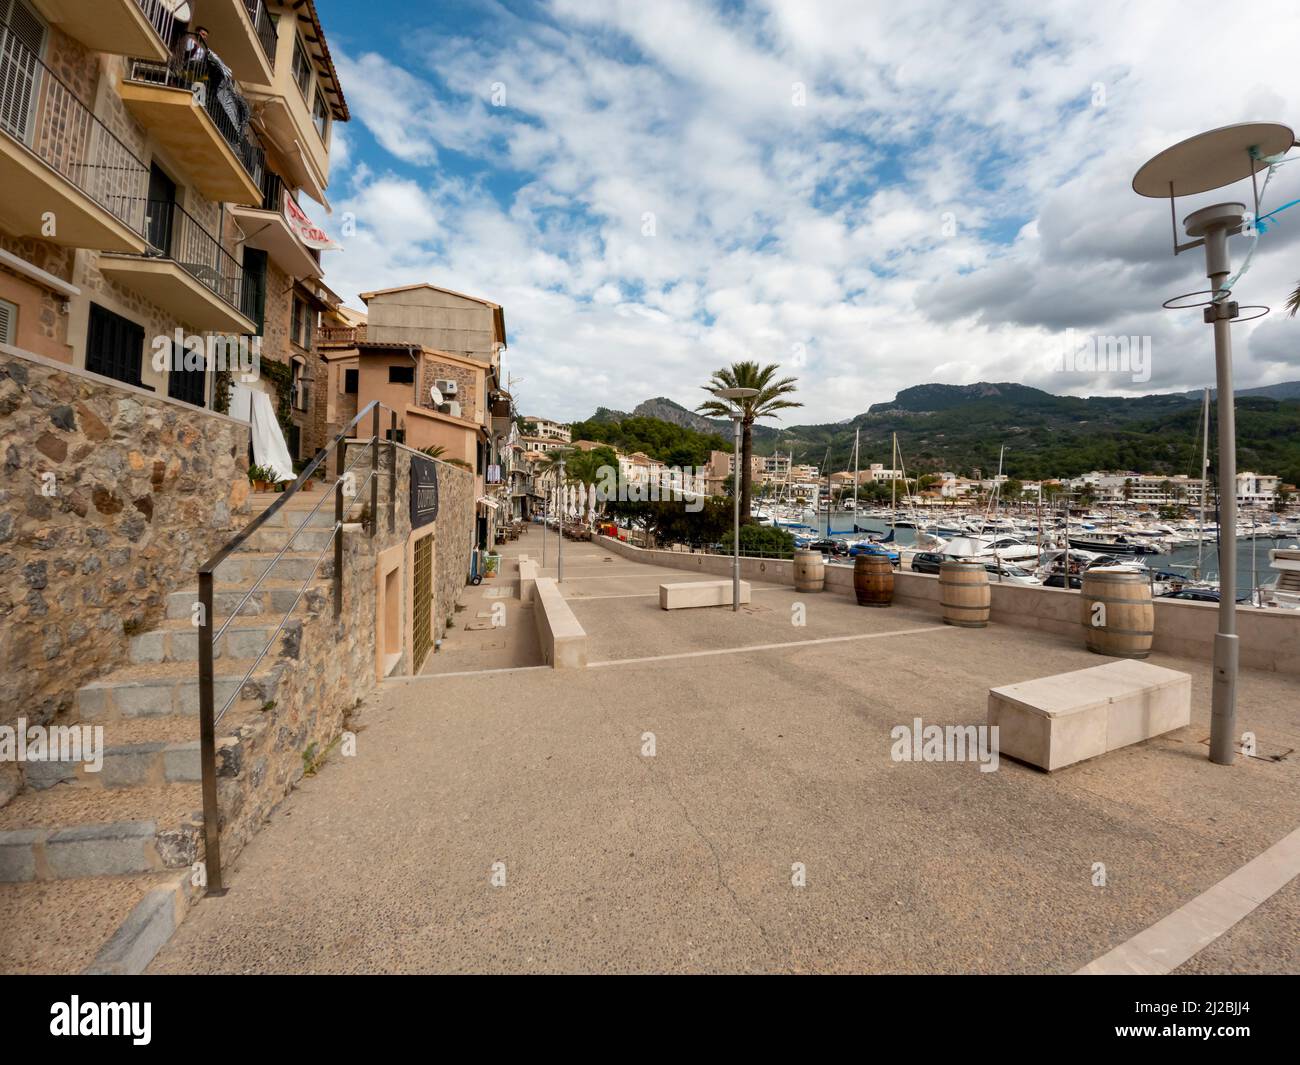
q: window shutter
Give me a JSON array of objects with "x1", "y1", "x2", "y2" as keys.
[
  {"x1": 0, "y1": 297, "x2": 16, "y2": 345},
  {"x1": 0, "y1": 0, "x2": 46, "y2": 142}
]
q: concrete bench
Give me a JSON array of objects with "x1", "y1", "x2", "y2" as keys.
[
  {"x1": 533, "y1": 577, "x2": 587, "y2": 668},
  {"x1": 988, "y1": 659, "x2": 1190, "y2": 771},
  {"x1": 517, "y1": 558, "x2": 539, "y2": 603},
  {"x1": 659, "y1": 579, "x2": 751, "y2": 610}
]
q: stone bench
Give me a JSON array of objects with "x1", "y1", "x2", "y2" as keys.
[
  {"x1": 988, "y1": 659, "x2": 1190, "y2": 771},
  {"x1": 659, "y1": 579, "x2": 751, "y2": 610},
  {"x1": 533, "y1": 577, "x2": 587, "y2": 668},
  {"x1": 517, "y1": 557, "x2": 539, "y2": 603}
]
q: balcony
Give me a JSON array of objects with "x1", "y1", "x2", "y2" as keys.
[
  {"x1": 29, "y1": 0, "x2": 172, "y2": 61},
  {"x1": 99, "y1": 200, "x2": 255, "y2": 333},
  {"x1": 228, "y1": 170, "x2": 323, "y2": 280},
  {"x1": 121, "y1": 54, "x2": 265, "y2": 205},
  {"x1": 0, "y1": 21, "x2": 149, "y2": 252},
  {"x1": 195, "y1": 0, "x2": 277, "y2": 86},
  {"x1": 319, "y1": 324, "x2": 365, "y2": 347}
]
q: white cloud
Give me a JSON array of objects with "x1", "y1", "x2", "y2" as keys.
[{"x1": 317, "y1": 0, "x2": 1300, "y2": 432}]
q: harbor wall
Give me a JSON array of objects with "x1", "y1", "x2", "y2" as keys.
[{"x1": 596, "y1": 536, "x2": 1300, "y2": 675}]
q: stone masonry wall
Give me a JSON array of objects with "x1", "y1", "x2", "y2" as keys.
[
  {"x1": 0, "y1": 349, "x2": 251, "y2": 805},
  {"x1": 213, "y1": 443, "x2": 475, "y2": 864}
]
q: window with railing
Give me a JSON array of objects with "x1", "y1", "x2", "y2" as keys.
[
  {"x1": 0, "y1": 11, "x2": 150, "y2": 239},
  {"x1": 243, "y1": 0, "x2": 277, "y2": 69},
  {"x1": 135, "y1": 0, "x2": 179, "y2": 47}
]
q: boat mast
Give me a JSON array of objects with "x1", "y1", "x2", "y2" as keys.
[
  {"x1": 891, "y1": 432, "x2": 897, "y2": 535},
  {"x1": 853, "y1": 427, "x2": 860, "y2": 522}
]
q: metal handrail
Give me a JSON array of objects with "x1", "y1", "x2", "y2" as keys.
[
  {"x1": 144, "y1": 197, "x2": 246, "y2": 310},
  {"x1": 197, "y1": 400, "x2": 399, "y2": 894}
]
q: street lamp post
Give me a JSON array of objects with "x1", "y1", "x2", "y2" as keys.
[
  {"x1": 712, "y1": 387, "x2": 760, "y2": 612},
  {"x1": 1132, "y1": 122, "x2": 1297, "y2": 764},
  {"x1": 557, "y1": 454, "x2": 565, "y2": 584}
]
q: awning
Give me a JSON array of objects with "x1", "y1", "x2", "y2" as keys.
[{"x1": 477, "y1": 496, "x2": 500, "y2": 510}]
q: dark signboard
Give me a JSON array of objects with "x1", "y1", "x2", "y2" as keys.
[{"x1": 410, "y1": 454, "x2": 439, "y2": 529}]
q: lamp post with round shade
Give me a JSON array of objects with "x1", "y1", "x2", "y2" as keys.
[
  {"x1": 1132, "y1": 122, "x2": 1296, "y2": 764},
  {"x1": 712, "y1": 387, "x2": 760, "y2": 611}
]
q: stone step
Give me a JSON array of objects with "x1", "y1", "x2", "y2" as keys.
[
  {"x1": 21, "y1": 713, "x2": 200, "y2": 792},
  {"x1": 75, "y1": 658, "x2": 284, "y2": 721},
  {"x1": 0, "y1": 783, "x2": 203, "y2": 882},
  {"x1": 212, "y1": 551, "x2": 334, "y2": 584},
  {"x1": 23, "y1": 739, "x2": 201, "y2": 791},
  {"x1": 242, "y1": 525, "x2": 336, "y2": 552},
  {"x1": 165, "y1": 580, "x2": 329, "y2": 621},
  {"x1": 0, "y1": 870, "x2": 192, "y2": 974},
  {"x1": 130, "y1": 617, "x2": 305, "y2": 664}
]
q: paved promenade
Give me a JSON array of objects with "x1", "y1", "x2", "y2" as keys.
[{"x1": 150, "y1": 529, "x2": 1300, "y2": 973}]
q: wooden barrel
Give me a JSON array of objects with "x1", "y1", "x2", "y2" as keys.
[
  {"x1": 854, "y1": 553, "x2": 893, "y2": 607},
  {"x1": 939, "y1": 560, "x2": 990, "y2": 627},
  {"x1": 793, "y1": 549, "x2": 825, "y2": 592},
  {"x1": 1080, "y1": 567, "x2": 1153, "y2": 659}
]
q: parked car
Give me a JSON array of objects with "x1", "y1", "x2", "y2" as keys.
[
  {"x1": 1160, "y1": 588, "x2": 1222, "y2": 602},
  {"x1": 910, "y1": 551, "x2": 946, "y2": 574},
  {"x1": 807, "y1": 538, "x2": 848, "y2": 557}
]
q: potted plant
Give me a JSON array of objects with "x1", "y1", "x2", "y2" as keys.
[
  {"x1": 484, "y1": 553, "x2": 500, "y2": 579},
  {"x1": 248, "y1": 463, "x2": 276, "y2": 493}
]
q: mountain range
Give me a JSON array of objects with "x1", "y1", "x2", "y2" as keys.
[{"x1": 583, "y1": 382, "x2": 1300, "y2": 487}]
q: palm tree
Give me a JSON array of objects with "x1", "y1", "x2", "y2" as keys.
[
  {"x1": 1288, "y1": 281, "x2": 1300, "y2": 317},
  {"x1": 696, "y1": 361, "x2": 801, "y2": 522}
]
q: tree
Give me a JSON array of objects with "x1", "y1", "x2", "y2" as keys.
[
  {"x1": 696, "y1": 361, "x2": 801, "y2": 523},
  {"x1": 1288, "y1": 282, "x2": 1300, "y2": 318}
]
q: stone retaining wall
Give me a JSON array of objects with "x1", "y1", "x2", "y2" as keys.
[
  {"x1": 214, "y1": 443, "x2": 475, "y2": 864},
  {"x1": 0, "y1": 348, "x2": 250, "y2": 806}
]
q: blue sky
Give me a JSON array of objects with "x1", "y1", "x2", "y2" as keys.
[{"x1": 310, "y1": 0, "x2": 1300, "y2": 426}]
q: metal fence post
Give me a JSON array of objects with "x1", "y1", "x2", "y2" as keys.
[
  {"x1": 389, "y1": 408, "x2": 397, "y2": 533},
  {"x1": 334, "y1": 437, "x2": 344, "y2": 619},
  {"x1": 197, "y1": 570, "x2": 225, "y2": 895},
  {"x1": 370, "y1": 404, "x2": 379, "y2": 538}
]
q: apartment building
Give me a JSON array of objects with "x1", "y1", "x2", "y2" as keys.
[
  {"x1": 318, "y1": 282, "x2": 513, "y2": 549},
  {"x1": 0, "y1": 0, "x2": 347, "y2": 472}
]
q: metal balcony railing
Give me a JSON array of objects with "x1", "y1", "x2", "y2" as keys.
[
  {"x1": 258, "y1": 167, "x2": 285, "y2": 211},
  {"x1": 244, "y1": 0, "x2": 278, "y2": 70},
  {"x1": 135, "y1": 0, "x2": 179, "y2": 46},
  {"x1": 0, "y1": 18, "x2": 149, "y2": 237},
  {"x1": 144, "y1": 198, "x2": 247, "y2": 312},
  {"x1": 128, "y1": 53, "x2": 265, "y2": 186}
]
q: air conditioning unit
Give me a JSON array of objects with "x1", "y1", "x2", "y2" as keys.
[
  {"x1": 437, "y1": 401, "x2": 462, "y2": 418},
  {"x1": 434, "y1": 378, "x2": 458, "y2": 395}
]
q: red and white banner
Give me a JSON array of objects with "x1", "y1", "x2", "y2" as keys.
[{"x1": 283, "y1": 190, "x2": 343, "y2": 252}]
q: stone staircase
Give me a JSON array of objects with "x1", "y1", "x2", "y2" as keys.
[{"x1": 0, "y1": 488, "x2": 348, "y2": 973}]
